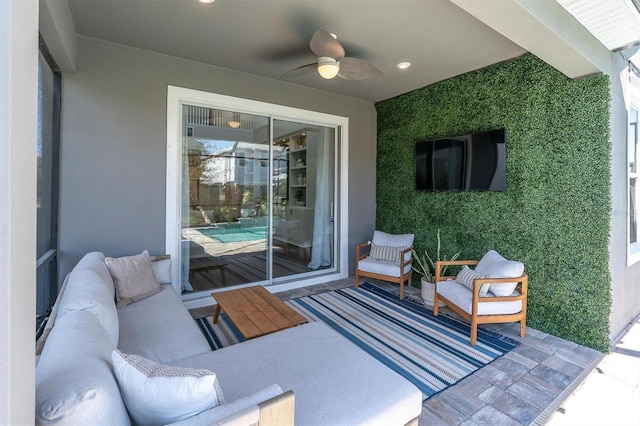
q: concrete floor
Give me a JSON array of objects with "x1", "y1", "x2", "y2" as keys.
[
  {"x1": 192, "y1": 278, "x2": 638, "y2": 425},
  {"x1": 546, "y1": 317, "x2": 640, "y2": 426}
]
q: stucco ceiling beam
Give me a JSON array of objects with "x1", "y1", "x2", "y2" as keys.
[{"x1": 450, "y1": 0, "x2": 608, "y2": 79}]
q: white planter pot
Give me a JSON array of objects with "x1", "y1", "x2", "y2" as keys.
[{"x1": 421, "y1": 277, "x2": 444, "y2": 308}]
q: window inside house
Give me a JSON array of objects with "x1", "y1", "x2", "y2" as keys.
[{"x1": 36, "y1": 38, "x2": 61, "y2": 336}]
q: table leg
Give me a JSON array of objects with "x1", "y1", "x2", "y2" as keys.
[
  {"x1": 213, "y1": 304, "x2": 222, "y2": 324},
  {"x1": 219, "y1": 266, "x2": 227, "y2": 285}
]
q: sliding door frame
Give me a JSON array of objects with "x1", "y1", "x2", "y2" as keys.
[{"x1": 166, "y1": 86, "x2": 349, "y2": 301}]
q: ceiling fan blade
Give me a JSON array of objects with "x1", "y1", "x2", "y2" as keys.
[
  {"x1": 310, "y1": 28, "x2": 345, "y2": 61},
  {"x1": 337, "y1": 57, "x2": 383, "y2": 80},
  {"x1": 281, "y1": 63, "x2": 317, "y2": 79}
]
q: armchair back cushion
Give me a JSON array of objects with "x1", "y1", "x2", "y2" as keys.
[
  {"x1": 371, "y1": 231, "x2": 414, "y2": 262},
  {"x1": 370, "y1": 243, "x2": 405, "y2": 262},
  {"x1": 475, "y1": 250, "x2": 524, "y2": 296},
  {"x1": 455, "y1": 265, "x2": 490, "y2": 296}
]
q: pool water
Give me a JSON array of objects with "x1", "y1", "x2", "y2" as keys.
[{"x1": 198, "y1": 225, "x2": 268, "y2": 243}]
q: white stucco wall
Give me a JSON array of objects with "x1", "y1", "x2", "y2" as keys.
[
  {"x1": 0, "y1": 0, "x2": 38, "y2": 423},
  {"x1": 608, "y1": 51, "x2": 640, "y2": 344}
]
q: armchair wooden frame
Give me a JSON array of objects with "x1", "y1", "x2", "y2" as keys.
[
  {"x1": 355, "y1": 242, "x2": 413, "y2": 299},
  {"x1": 433, "y1": 259, "x2": 528, "y2": 345}
]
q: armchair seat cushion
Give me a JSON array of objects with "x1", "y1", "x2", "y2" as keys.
[
  {"x1": 358, "y1": 258, "x2": 412, "y2": 277},
  {"x1": 437, "y1": 280, "x2": 522, "y2": 316}
]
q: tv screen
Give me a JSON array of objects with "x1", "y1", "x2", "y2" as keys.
[{"x1": 415, "y1": 129, "x2": 506, "y2": 191}]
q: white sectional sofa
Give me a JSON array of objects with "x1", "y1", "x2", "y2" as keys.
[{"x1": 36, "y1": 252, "x2": 422, "y2": 425}]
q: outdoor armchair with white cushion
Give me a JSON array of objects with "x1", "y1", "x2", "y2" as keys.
[
  {"x1": 355, "y1": 230, "x2": 414, "y2": 299},
  {"x1": 433, "y1": 250, "x2": 528, "y2": 345}
]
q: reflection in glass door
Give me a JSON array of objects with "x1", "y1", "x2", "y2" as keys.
[
  {"x1": 180, "y1": 106, "x2": 270, "y2": 293},
  {"x1": 272, "y1": 120, "x2": 335, "y2": 279},
  {"x1": 179, "y1": 106, "x2": 336, "y2": 294}
]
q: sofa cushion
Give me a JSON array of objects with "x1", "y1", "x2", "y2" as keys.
[
  {"x1": 358, "y1": 257, "x2": 412, "y2": 277},
  {"x1": 372, "y1": 230, "x2": 414, "y2": 262},
  {"x1": 169, "y1": 384, "x2": 284, "y2": 426},
  {"x1": 170, "y1": 321, "x2": 423, "y2": 426},
  {"x1": 151, "y1": 258, "x2": 172, "y2": 284},
  {"x1": 112, "y1": 350, "x2": 224, "y2": 425},
  {"x1": 36, "y1": 311, "x2": 129, "y2": 426},
  {"x1": 475, "y1": 250, "x2": 524, "y2": 297},
  {"x1": 73, "y1": 252, "x2": 116, "y2": 299},
  {"x1": 437, "y1": 280, "x2": 522, "y2": 315},
  {"x1": 117, "y1": 285, "x2": 211, "y2": 364},
  {"x1": 455, "y1": 265, "x2": 490, "y2": 297},
  {"x1": 106, "y1": 250, "x2": 162, "y2": 308},
  {"x1": 57, "y1": 268, "x2": 120, "y2": 347}
]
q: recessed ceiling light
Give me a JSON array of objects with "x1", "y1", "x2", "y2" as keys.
[
  {"x1": 199, "y1": 0, "x2": 215, "y2": 3},
  {"x1": 397, "y1": 62, "x2": 411, "y2": 69}
]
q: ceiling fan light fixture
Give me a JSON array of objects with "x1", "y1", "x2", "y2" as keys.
[{"x1": 317, "y1": 56, "x2": 340, "y2": 79}]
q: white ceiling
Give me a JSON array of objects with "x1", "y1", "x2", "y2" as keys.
[
  {"x1": 65, "y1": 0, "x2": 621, "y2": 102},
  {"x1": 557, "y1": 0, "x2": 640, "y2": 51}
]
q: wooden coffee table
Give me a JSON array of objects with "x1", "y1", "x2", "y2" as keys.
[{"x1": 211, "y1": 285, "x2": 307, "y2": 339}]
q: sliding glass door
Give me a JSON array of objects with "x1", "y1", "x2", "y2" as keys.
[
  {"x1": 272, "y1": 120, "x2": 335, "y2": 278},
  {"x1": 176, "y1": 103, "x2": 337, "y2": 294},
  {"x1": 180, "y1": 106, "x2": 270, "y2": 293}
]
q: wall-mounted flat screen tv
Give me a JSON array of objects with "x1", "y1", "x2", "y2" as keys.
[{"x1": 415, "y1": 129, "x2": 506, "y2": 192}]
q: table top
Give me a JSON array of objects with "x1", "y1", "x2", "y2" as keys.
[{"x1": 211, "y1": 285, "x2": 307, "y2": 339}]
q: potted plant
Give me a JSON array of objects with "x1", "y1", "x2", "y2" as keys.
[
  {"x1": 240, "y1": 190, "x2": 253, "y2": 218},
  {"x1": 294, "y1": 189, "x2": 305, "y2": 206},
  {"x1": 217, "y1": 205, "x2": 232, "y2": 223},
  {"x1": 412, "y1": 229, "x2": 461, "y2": 307}
]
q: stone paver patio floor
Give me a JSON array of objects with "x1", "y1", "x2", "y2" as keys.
[{"x1": 194, "y1": 277, "x2": 636, "y2": 425}]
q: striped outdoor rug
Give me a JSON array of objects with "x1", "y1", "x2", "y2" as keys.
[{"x1": 195, "y1": 282, "x2": 519, "y2": 400}]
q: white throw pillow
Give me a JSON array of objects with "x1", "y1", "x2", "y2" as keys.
[
  {"x1": 111, "y1": 350, "x2": 225, "y2": 425},
  {"x1": 455, "y1": 265, "x2": 490, "y2": 296},
  {"x1": 370, "y1": 243, "x2": 405, "y2": 263},
  {"x1": 151, "y1": 258, "x2": 172, "y2": 284},
  {"x1": 105, "y1": 250, "x2": 162, "y2": 308},
  {"x1": 475, "y1": 250, "x2": 524, "y2": 297}
]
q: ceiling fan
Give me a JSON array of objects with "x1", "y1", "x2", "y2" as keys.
[{"x1": 282, "y1": 28, "x2": 383, "y2": 81}]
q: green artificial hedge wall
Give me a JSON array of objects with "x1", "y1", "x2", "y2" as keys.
[{"x1": 375, "y1": 54, "x2": 611, "y2": 351}]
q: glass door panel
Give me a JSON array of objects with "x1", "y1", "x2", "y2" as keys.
[
  {"x1": 178, "y1": 105, "x2": 338, "y2": 294},
  {"x1": 180, "y1": 105, "x2": 270, "y2": 293},
  {"x1": 272, "y1": 120, "x2": 335, "y2": 279}
]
